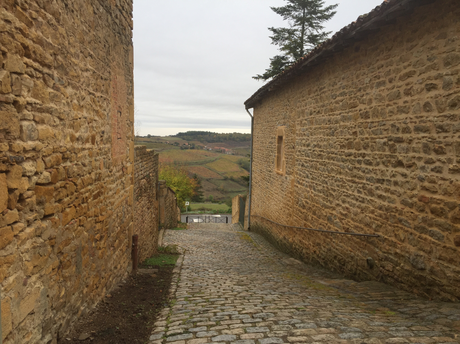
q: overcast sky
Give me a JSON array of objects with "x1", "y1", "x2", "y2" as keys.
[{"x1": 133, "y1": 0, "x2": 384, "y2": 137}]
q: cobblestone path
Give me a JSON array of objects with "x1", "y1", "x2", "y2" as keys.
[{"x1": 149, "y1": 224, "x2": 460, "y2": 344}]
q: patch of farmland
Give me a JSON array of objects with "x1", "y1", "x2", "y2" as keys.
[
  {"x1": 201, "y1": 179, "x2": 226, "y2": 200},
  {"x1": 159, "y1": 149, "x2": 219, "y2": 164},
  {"x1": 188, "y1": 166, "x2": 222, "y2": 179},
  {"x1": 213, "y1": 179, "x2": 247, "y2": 192},
  {"x1": 221, "y1": 155, "x2": 242, "y2": 162},
  {"x1": 222, "y1": 170, "x2": 249, "y2": 179},
  {"x1": 206, "y1": 158, "x2": 240, "y2": 172}
]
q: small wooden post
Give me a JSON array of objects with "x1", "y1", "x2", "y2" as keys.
[{"x1": 132, "y1": 234, "x2": 139, "y2": 272}]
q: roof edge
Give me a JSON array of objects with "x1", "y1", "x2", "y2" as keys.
[{"x1": 244, "y1": 0, "x2": 429, "y2": 110}]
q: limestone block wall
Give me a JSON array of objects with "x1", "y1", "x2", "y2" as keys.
[
  {"x1": 250, "y1": 0, "x2": 460, "y2": 301},
  {"x1": 159, "y1": 181, "x2": 178, "y2": 229},
  {"x1": 134, "y1": 146, "x2": 159, "y2": 262},
  {"x1": 231, "y1": 195, "x2": 241, "y2": 225},
  {"x1": 0, "y1": 0, "x2": 134, "y2": 342}
]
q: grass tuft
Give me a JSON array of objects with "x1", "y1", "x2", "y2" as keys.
[{"x1": 158, "y1": 244, "x2": 180, "y2": 254}]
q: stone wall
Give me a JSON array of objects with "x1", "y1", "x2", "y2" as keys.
[
  {"x1": 159, "y1": 181, "x2": 178, "y2": 230},
  {"x1": 0, "y1": 0, "x2": 134, "y2": 342},
  {"x1": 231, "y1": 195, "x2": 242, "y2": 225},
  {"x1": 134, "y1": 146, "x2": 159, "y2": 263},
  {"x1": 250, "y1": 0, "x2": 460, "y2": 301}
]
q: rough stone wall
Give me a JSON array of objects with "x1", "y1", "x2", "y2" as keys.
[
  {"x1": 134, "y1": 146, "x2": 159, "y2": 262},
  {"x1": 159, "y1": 181, "x2": 178, "y2": 229},
  {"x1": 231, "y1": 195, "x2": 241, "y2": 225},
  {"x1": 0, "y1": 0, "x2": 134, "y2": 342},
  {"x1": 251, "y1": 0, "x2": 460, "y2": 301}
]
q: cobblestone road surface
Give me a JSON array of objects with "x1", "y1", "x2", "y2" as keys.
[{"x1": 149, "y1": 224, "x2": 460, "y2": 344}]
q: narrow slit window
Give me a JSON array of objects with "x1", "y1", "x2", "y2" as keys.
[{"x1": 275, "y1": 127, "x2": 286, "y2": 175}]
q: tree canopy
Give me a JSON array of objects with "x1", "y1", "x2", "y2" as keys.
[
  {"x1": 159, "y1": 164, "x2": 198, "y2": 209},
  {"x1": 254, "y1": 0, "x2": 337, "y2": 81}
]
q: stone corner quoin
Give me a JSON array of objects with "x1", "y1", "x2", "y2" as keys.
[{"x1": 247, "y1": 0, "x2": 460, "y2": 301}]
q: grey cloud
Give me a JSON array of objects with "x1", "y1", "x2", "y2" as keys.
[{"x1": 134, "y1": 0, "x2": 384, "y2": 136}]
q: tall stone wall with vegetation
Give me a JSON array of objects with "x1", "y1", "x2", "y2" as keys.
[
  {"x1": 134, "y1": 146, "x2": 159, "y2": 262},
  {"x1": 0, "y1": 0, "x2": 134, "y2": 342},
  {"x1": 250, "y1": 0, "x2": 460, "y2": 301}
]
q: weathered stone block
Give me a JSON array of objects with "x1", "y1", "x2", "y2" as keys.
[
  {"x1": 1, "y1": 297, "x2": 12, "y2": 341},
  {"x1": 21, "y1": 160, "x2": 37, "y2": 177},
  {"x1": 0, "y1": 111, "x2": 20, "y2": 137},
  {"x1": 0, "y1": 70, "x2": 12, "y2": 94},
  {"x1": 20, "y1": 121, "x2": 39, "y2": 141},
  {"x1": 43, "y1": 154, "x2": 62, "y2": 168},
  {"x1": 36, "y1": 159, "x2": 45, "y2": 173},
  {"x1": 62, "y1": 206, "x2": 76, "y2": 226},
  {"x1": 0, "y1": 173, "x2": 7, "y2": 213},
  {"x1": 8, "y1": 190, "x2": 19, "y2": 210},
  {"x1": 4, "y1": 54, "x2": 25, "y2": 73},
  {"x1": 11, "y1": 73, "x2": 22, "y2": 95},
  {"x1": 13, "y1": 287, "x2": 41, "y2": 326},
  {"x1": 34, "y1": 185, "x2": 54, "y2": 203},
  {"x1": 37, "y1": 171, "x2": 51, "y2": 184},
  {"x1": 6, "y1": 165, "x2": 23, "y2": 189},
  {"x1": 454, "y1": 235, "x2": 460, "y2": 247},
  {"x1": 0, "y1": 226, "x2": 14, "y2": 250},
  {"x1": 18, "y1": 177, "x2": 29, "y2": 193},
  {"x1": 38, "y1": 126, "x2": 55, "y2": 141}
]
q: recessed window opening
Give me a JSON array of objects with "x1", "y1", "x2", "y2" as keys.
[{"x1": 275, "y1": 126, "x2": 286, "y2": 175}]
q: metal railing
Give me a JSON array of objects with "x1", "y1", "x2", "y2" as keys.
[{"x1": 185, "y1": 215, "x2": 229, "y2": 224}]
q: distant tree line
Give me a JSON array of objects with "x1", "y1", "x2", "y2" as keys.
[{"x1": 173, "y1": 131, "x2": 250, "y2": 143}]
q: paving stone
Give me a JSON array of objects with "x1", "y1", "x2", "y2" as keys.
[
  {"x1": 286, "y1": 336, "x2": 309, "y2": 342},
  {"x1": 311, "y1": 334, "x2": 337, "y2": 341},
  {"x1": 149, "y1": 340, "x2": 163, "y2": 344},
  {"x1": 240, "y1": 333, "x2": 265, "y2": 340},
  {"x1": 189, "y1": 327, "x2": 208, "y2": 332},
  {"x1": 246, "y1": 327, "x2": 270, "y2": 333},
  {"x1": 211, "y1": 334, "x2": 236, "y2": 342},
  {"x1": 196, "y1": 331, "x2": 219, "y2": 338},
  {"x1": 147, "y1": 225, "x2": 460, "y2": 344},
  {"x1": 242, "y1": 318, "x2": 261, "y2": 323},
  {"x1": 166, "y1": 333, "x2": 193, "y2": 342},
  {"x1": 149, "y1": 333, "x2": 164, "y2": 340},
  {"x1": 187, "y1": 339, "x2": 209, "y2": 344},
  {"x1": 258, "y1": 338, "x2": 284, "y2": 344}
]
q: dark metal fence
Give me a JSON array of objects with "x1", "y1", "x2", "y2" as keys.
[{"x1": 185, "y1": 215, "x2": 229, "y2": 224}]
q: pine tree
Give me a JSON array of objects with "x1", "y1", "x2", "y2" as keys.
[{"x1": 254, "y1": 0, "x2": 338, "y2": 81}]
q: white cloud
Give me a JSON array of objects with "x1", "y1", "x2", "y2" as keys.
[{"x1": 133, "y1": 0, "x2": 385, "y2": 136}]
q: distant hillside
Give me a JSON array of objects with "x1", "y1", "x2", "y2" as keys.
[
  {"x1": 173, "y1": 131, "x2": 250, "y2": 143},
  {"x1": 134, "y1": 135, "x2": 250, "y2": 203}
]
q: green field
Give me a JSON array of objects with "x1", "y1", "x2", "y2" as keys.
[{"x1": 185, "y1": 202, "x2": 231, "y2": 213}]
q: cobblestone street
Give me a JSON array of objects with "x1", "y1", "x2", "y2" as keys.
[{"x1": 149, "y1": 224, "x2": 460, "y2": 344}]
